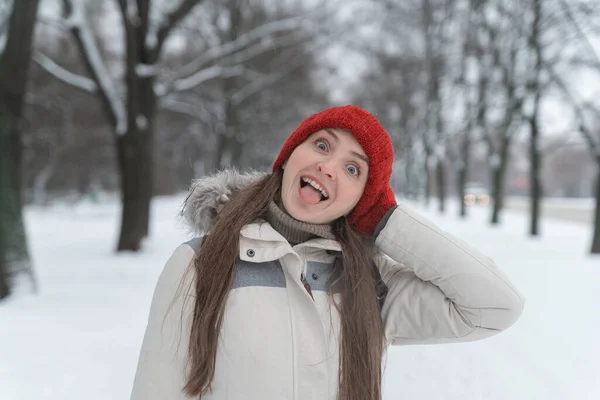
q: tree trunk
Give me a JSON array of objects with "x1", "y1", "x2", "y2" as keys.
[
  {"x1": 529, "y1": 112, "x2": 541, "y2": 236},
  {"x1": 216, "y1": 134, "x2": 243, "y2": 169},
  {"x1": 528, "y1": 0, "x2": 542, "y2": 237},
  {"x1": 214, "y1": 132, "x2": 227, "y2": 170},
  {"x1": 405, "y1": 147, "x2": 415, "y2": 199},
  {"x1": 115, "y1": 125, "x2": 153, "y2": 251},
  {"x1": 0, "y1": 113, "x2": 19, "y2": 300},
  {"x1": 116, "y1": 4, "x2": 157, "y2": 251},
  {"x1": 0, "y1": 244, "x2": 9, "y2": 299},
  {"x1": 591, "y1": 158, "x2": 600, "y2": 254},
  {"x1": 138, "y1": 87, "x2": 155, "y2": 238},
  {"x1": 458, "y1": 166, "x2": 467, "y2": 218},
  {"x1": 458, "y1": 129, "x2": 472, "y2": 218},
  {"x1": 490, "y1": 165, "x2": 501, "y2": 224},
  {"x1": 221, "y1": 100, "x2": 243, "y2": 168},
  {"x1": 0, "y1": 0, "x2": 40, "y2": 298},
  {"x1": 423, "y1": 150, "x2": 432, "y2": 206},
  {"x1": 217, "y1": 2, "x2": 244, "y2": 170},
  {"x1": 115, "y1": 77, "x2": 155, "y2": 250},
  {"x1": 491, "y1": 136, "x2": 510, "y2": 225},
  {"x1": 436, "y1": 159, "x2": 446, "y2": 213}
]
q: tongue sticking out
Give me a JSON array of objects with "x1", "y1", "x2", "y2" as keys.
[{"x1": 300, "y1": 185, "x2": 322, "y2": 205}]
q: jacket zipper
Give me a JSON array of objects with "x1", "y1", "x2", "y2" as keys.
[
  {"x1": 298, "y1": 247, "x2": 314, "y2": 301},
  {"x1": 300, "y1": 274, "x2": 314, "y2": 301}
]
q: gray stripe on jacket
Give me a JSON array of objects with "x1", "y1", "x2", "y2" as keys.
[{"x1": 184, "y1": 238, "x2": 335, "y2": 292}]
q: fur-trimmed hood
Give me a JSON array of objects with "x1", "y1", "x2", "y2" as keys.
[{"x1": 181, "y1": 169, "x2": 267, "y2": 234}]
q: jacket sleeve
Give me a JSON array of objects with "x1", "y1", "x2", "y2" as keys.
[
  {"x1": 374, "y1": 204, "x2": 525, "y2": 346},
  {"x1": 130, "y1": 244, "x2": 197, "y2": 400}
]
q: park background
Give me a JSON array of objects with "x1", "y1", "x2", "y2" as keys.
[{"x1": 1, "y1": 0, "x2": 600, "y2": 399}]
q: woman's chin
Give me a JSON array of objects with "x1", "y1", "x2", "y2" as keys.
[
  {"x1": 287, "y1": 207, "x2": 315, "y2": 223},
  {"x1": 283, "y1": 196, "x2": 338, "y2": 225},
  {"x1": 289, "y1": 207, "x2": 337, "y2": 225}
]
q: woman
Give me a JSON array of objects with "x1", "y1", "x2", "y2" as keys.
[{"x1": 130, "y1": 105, "x2": 525, "y2": 400}]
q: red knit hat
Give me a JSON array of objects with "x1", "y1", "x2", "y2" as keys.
[{"x1": 272, "y1": 105, "x2": 396, "y2": 236}]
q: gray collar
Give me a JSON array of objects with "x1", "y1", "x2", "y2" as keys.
[{"x1": 265, "y1": 201, "x2": 335, "y2": 245}]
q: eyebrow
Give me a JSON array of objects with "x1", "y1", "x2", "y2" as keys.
[{"x1": 324, "y1": 129, "x2": 369, "y2": 164}]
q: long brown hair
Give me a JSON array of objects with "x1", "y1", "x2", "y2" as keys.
[{"x1": 183, "y1": 168, "x2": 386, "y2": 399}]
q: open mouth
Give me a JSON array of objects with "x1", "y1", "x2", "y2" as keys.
[{"x1": 300, "y1": 176, "x2": 329, "y2": 202}]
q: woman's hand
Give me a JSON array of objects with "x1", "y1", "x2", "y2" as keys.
[{"x1": 349, "y1": 185, "x2": 397, "y2": 237}]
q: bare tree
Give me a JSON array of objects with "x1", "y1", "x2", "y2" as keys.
[
  {"x1": 544, "y1": 0, "x2": 600, "y2": 253},
  {"x1": 476, "y1": 0, "x2": 527, "y2": 226},
  {"x1": 546, "y1": 67, "x2": 600, "y2": 253},
  {"x1": 0, "y1": 0, "x2": 40, "y2": 299},
  {"x1": 421, "y1": 0, "x2": 450, "y2": 213},
  {"x1": 451, "y1": 0, "x2": 481, "y2": 218},
  {"x1": 210, "y1": 0, "x2": 318, "y2": 169},
  {"x1": 35, "y1": 0, "x2": 311, "y2": 251},
  {"x1": 524, "y1": 0, "x2": 543, "y2": 236}
]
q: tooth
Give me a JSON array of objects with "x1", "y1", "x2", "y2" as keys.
[{"x1": 301, "y1": 177, "x2": 329, "y2": 197}]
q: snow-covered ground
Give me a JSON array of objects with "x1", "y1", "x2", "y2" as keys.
[{"x1": 1, "y1": 195, "x2": 599, "y2": 400}]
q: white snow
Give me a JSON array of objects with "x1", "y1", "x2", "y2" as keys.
[
  {"x1": 134, "y1": 63, "x2": 159, "y2": 78},
  {"x1": 135, "y1": 115, "x2": 148, "y2": 130},
  {"x1": 1, "y1": 195, "x2": 599, "y2": 399}
]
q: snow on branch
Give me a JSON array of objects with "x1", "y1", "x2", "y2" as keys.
[
  {"x1": 224, "y1": 31, "x2": 312, "y2": 67},
  {"x1": 159, "y1": 65, "x2": 246, "y2": 95},
  {"x1": 159, "y1": 97, "x2": 218, "y2": 124},
  {"x1": 32, "y1": 51, "x2": 98, "y2": 93},
  {"x1": 231, "y1": 40, "x2": 326, "y2": 106},
  {"x1": 0, "y1": 31, "x2": 6, "y2": 57},
  {"x1": 126, "y1": 0, "x2": 138, "y2": 20},
  {"x1": 231, "y1": 65, "x2": 296, "y2": 106},
  {"x1": 63, "y1": 0, "x2": 127, "y2": 135},
  {"x1": 135, "y1": 63, "x2": 159, "y2": 77},
  {"x1": 166, "y1": 16, "x2": 305, "y2": 88},
  {"x1": 557, "y1": 0, "x2": 600, "y2": 70},
  {"x1": 0, "y1": 0, "x2": 13, "y2": 56}
]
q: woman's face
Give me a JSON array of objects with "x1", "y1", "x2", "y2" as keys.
[{"x1": 280, "y1": 128, "x2": 369, "y2": 224}]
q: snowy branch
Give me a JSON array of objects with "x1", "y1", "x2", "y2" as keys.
[
  {"x1": 164, "y1": 16, "x2": 305, "y2": 90},
  {"x1": 223, "y1": 32, "x2": 312, "y2": 66},
  {"x1": 0, "y1": 0, "x2": 12, "y2": 56},
  {"x1": 159, "y1": 65, "x2": 247, "y2": 95},
  {"x1": 557, "y1": 0, "x2": 600, "y2": 71},
  {"x1": 231, "y1": 40, "x2": 326, "y2": 105},
  {"x1": 32, "y1": 51, "x2": 98, "y2": 93},
  {"x1": 159, "y1": 97, "x2": 218, "y2": 124},
  {"x1": 0, "y1": 31, "x2": 6, "y2": 57},
  {"x1": 135, "y1": 63, "x2": 159, "y2": 77},
  {"x1": 126, "y1": 0, "x2": 138, "y2": 21},
  {"x1": 62, "y1": 0, "x2": 127, "y2": 135}
]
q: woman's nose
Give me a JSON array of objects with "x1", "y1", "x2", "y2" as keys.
[{"x1": 317, "y1": 161, "x2": 336, "y2": 180}]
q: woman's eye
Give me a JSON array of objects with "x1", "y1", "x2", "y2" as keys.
[
  {"x1": 315, "y1": 140, "x2": 328, "y2": 152},
  {"x1": 347, "y1": 165, "x2": 360, "y2": 176}
]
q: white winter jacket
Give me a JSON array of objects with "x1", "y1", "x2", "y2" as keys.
[{"x1": 130, "y1": 171, "x2": 525, "y2": 400}]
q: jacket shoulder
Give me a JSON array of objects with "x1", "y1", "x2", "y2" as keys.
[{"x1": 183, "y1": 237, "x2": 204, "y2": 253}]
